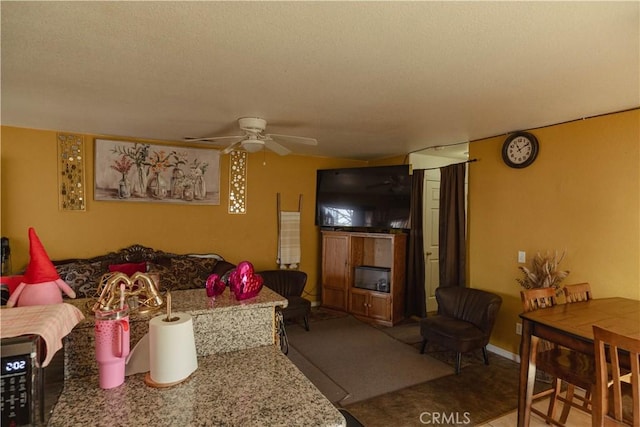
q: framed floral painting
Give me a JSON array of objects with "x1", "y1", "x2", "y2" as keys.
[{"x1": 94, "y1": 139, "x2": 220, "y2": 205}]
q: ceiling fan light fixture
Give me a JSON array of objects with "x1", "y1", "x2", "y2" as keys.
[
  {"x1": 190, "y1": 117, "x2": 316, "y2": 156},
  {"x1": 241, "y1": 139, "x2": 264, "y2": 153}
]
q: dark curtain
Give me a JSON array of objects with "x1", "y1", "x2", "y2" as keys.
[
  {"x1": 439, "y1": 163, "x2": 466, "y2": 287},
  {"x1": 406, "y1": 169, "x2": 426, "y2": 317}
]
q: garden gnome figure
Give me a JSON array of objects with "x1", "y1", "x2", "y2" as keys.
[{"x1": 6, "y1": 228, "x2": 76, "y2": 307}]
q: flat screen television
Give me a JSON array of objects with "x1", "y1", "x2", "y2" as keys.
[{"x1": 315, "y1": 165, "x2": 411, "y2": 231}]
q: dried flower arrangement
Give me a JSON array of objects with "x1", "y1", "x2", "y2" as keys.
[{"x1": 516, "y1": 250, "x2": 570, "y2": 296}]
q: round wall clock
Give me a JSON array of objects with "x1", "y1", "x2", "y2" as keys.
[{"x1": 502, "y1": 131, "x2": 539, "y2": 168}]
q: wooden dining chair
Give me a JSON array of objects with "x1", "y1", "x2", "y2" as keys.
[
  {"x1": 559, "y1": 282, "x2": 595, "y2": 421},
  {"x1": 520, "y1": 288, "x2": 596, "y2": 426},
  {"x1": 593, "y1": 325, "x2": 640, "y2": 426},
  {"x1": 521, "y1": 287, "x2": 557, "y2": 312},
  {"x1": 563, "y1": 282, "x2": 593, "y2": 303}
]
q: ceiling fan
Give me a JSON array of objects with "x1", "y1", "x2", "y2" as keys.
[{"x1": 184, "y1": 117, "x2": 318, "y2": 155}]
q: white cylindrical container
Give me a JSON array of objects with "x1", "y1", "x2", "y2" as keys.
[{"x1": 148, "y1": 312, "x2": 198, "y2": 385}]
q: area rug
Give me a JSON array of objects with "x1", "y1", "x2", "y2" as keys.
[
  {"x1": 286, "y1": 345, "x2": 349, "y2": 403},
  {"x1": 375, "y1": 320, "x2": 489, "y2": 372},
  {"x1": 308, "y1": 306, "x2": 349, "y2": 322},
  {"x1": 286, "y1": 315, "x2": 454, "y2": 405}
]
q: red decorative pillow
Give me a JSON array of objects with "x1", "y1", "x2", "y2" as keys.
[{"x1": 108, "y1": 262, "x2": 146, "y2": 276}]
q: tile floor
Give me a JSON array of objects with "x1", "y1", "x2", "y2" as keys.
[{"x1": 479, "y1": 395, "x2": 592, "y2": 427}]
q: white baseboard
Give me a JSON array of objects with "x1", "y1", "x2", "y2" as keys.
[{"x1": 487, "y1": 344, "x2": 520, "y2": 363}]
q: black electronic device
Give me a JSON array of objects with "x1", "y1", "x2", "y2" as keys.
[
  {"x1": 1, "y1": 336, "x2": 65, "y2": 426},
  {"x1": 1, "y1": 238, "x2": 9, "y2": 262},
  {"x1": 315, "y1": 165, "x2": 411, "y2": 231},
  {"x1": 354, "y1": 266, "x2": 391, "y2": 293},
  {"x1": 1, "y1": 237, "x2": 10, "y2": 276},
  {"x1": 1, "y1": 336, "x2": 36, "y2": 426}
]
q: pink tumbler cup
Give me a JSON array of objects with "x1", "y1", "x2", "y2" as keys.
[{"x1": 94, "y1": 309, "x2": 130, "y2": 389}]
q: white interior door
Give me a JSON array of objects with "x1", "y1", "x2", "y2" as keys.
[
  {"x1": 423, "y1": 179, "x2": 440, "y2": 312},
  {"x1": 410, "y1": 148, "x2": 469, "y2": 314}
]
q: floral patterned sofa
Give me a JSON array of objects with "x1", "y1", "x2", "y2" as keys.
[{"x1": 52, "y1": 244, "x2": 236, "y2": 299}]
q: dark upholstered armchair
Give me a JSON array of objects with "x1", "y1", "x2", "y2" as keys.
[
  {"x1": 258, "y1": 270, "x2": 311, "y2": 331},
  {"x1": 419, "y1": 286, "x2": 502, "y2": 374}
]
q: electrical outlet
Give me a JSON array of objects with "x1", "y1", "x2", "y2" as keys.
[
  {"x1": 516, "y1": 323, "x2": 522, "y2": 335},
  {"x1": 518, "y1": 251, "x2": 526, "y2": 263}
]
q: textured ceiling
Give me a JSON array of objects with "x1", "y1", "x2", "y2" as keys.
[{"x1": 1, "y1": 2, "x2": 638, "y2": 160}]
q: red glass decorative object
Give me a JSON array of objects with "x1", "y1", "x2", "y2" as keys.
[
  {"x1": 205, "y1": 273, "x2": 226, "y2": 298},
  {"x1": 228, "y1": 261, "x2": 263, "y2": 300}
]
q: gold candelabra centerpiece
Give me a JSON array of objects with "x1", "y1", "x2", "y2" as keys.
[{"x1": 91, "y1": 272, "x2": 164, "y2": 315}]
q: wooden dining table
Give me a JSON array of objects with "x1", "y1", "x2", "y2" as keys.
[{"x1": 517, "y1": 297, "x2": 640, "y2": 427}]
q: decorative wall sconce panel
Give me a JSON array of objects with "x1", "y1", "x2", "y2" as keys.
[
  {"x1": 228, "y1": 150, "x2": 247, "y2": 214},
  {"x1": 58, "y1": 133, "x2": 86, "y2": 211}
]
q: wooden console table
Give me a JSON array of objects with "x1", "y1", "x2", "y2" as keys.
[{"x1": 321, "y1": 230, "x2": 406, "y2": 326}]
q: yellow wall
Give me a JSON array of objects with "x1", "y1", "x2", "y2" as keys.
[
  {"x1": 0, "y1": 126, "x2": 366, "y2": 302},
  {"x1": 3, "y1": 110, "x2": 638, "y2": 356},
  {"x1": 468, "y1": 109, "x2": 640, "y2": 355}
]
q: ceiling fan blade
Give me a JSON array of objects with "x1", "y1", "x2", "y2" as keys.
[
  {"x1": 264, "y1": 139, "x2": 292, "y2": 156},
  {"x1": 266, "y1": 133, "x2": 318, "y2": 146},
  {"x1": 221, "y1": 140, "x2": 243, "y2": 154},
  {"x1": 184, "y1": 135, "x2": 244, "y2": 143}
]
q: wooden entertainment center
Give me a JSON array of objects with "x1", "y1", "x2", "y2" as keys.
[{"x1": 321, "y1": 230, "x2": 407, "y2": 326}]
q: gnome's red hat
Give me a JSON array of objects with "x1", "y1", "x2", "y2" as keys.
[{"x1": 23, "y1": 228, "x2": 60, "y2": 284}]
